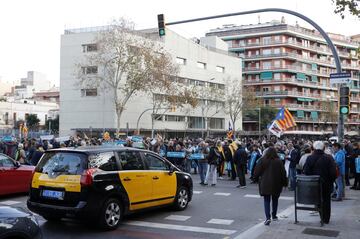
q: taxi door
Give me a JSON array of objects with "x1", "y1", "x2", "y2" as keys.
[
  {"x1": 117, "y1": 151, "x2": 152, "y2": 210},
  {"x1": 143, "y1": 152, "x2": 177, "y2": 206}
]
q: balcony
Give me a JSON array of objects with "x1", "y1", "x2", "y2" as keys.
[
  {"x1": 243, "y1": 78, "x2": 335, "y2": 89},
  {"x1": 243, "y1": 65, "x2": 337, "y2": 78}
]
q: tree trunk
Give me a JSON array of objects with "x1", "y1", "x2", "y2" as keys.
[
  {"x1": 151, "y1": 114, "x2": 155, "y2": 138},
  {"x1": 116, "y1": 107, "x2": 123, "y2": 137},
  {"x1": 232, "y1": 118, "x2": 236, "y2": 138}
]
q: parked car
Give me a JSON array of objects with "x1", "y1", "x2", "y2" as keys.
[
  {"x1": 0, "y1": 206, "x2": 42, "y2": 239},
  {"x1": 0, "y1": 154, "x2": 35, "y2": 196},
  {"x1": 27, "y1": 147, "x2": 193, "y2": 230}
]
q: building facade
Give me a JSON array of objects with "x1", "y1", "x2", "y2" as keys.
[
  {"x1": 60, "y1": 28, "x2": 242, "y2": 137},
  {"x1": 15, "y1": 71, "x2": 51, "y2": 99},
  {"x1": 0, "y1": 100, "x2": 59, "y2": 130},
  {"x1": 207, "y1": 20, "x2": 360, "y2": 136}
]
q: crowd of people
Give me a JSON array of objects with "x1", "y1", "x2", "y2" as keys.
[{"x1": 1, "y1": 134, "x2": 359, "y2": 225}]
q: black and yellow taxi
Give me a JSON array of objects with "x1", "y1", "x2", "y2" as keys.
[{"x1": 27, "y1": 147, "x2": 193, "y2": 230}]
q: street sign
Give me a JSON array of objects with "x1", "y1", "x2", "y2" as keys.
[{"x1": 330, "y1": 72, "x2": 351, "y2": 85}]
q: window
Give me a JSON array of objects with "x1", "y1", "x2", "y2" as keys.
[
  {"x1": 263, "y1": 36, "x2": 272, "y2": 44},
  {"x1": 81, "y1": 89, "x2": 97, "y2": 97},
  {"x1": 274, "y1": 60, "x2": 281, "y2": 68},
  {"x1": 197, "y1": 81, "x2": 205, "y2": 87},
  {"x1": 82, "y1": 44, "x2": 97, "y2": 52},
  {"x1": 118, "y1": 151, "x2": 144, "y2": 170},
  {"x1": 0, "y1": 155, "x2": 14, "y2": 167},
  {"x1": 144, "y1": 153, "x2": 169, "y2": 171},
  {"x1": 82, "y1": 66, "x2": 98, "y2": 74},
  {"x1": 188, "y1": 117, "x2": 205, "y2": 129},
  {"x1": 176, "y1": 57, "x2": 186, "y2": 65},
  {"x1": 273, "y1": 48, "x2": 280, "y2": 54},
  {"x1": 197, "y1": 61, "x2": 206, "y2": 69},
  {"x1": 88, "y1": 152, "x2": 118, "y2": 171},
  {"x1": 164, "y1": 115, "x2": 185, "y2": 122},
  {"x1": 154, "y1": 114, "x2": 163, "y2": 121},
  {"x1": 274, "y1": 73, "x2": 280, "y2": 80},
  {"x1": 216, "y1": 66, "x2": 225, "y2": 73},
  {"x1": 209, "y1": 118, "x2": 224, "y2": 129},
  {"x1": 263, "y1": 61, "x2": 272, "y2": 70},
  {"x1": 274, "y1": 35, "x2": 281, "y2": 42},
  {"x1": 36, "y1": 152, "x2": 87, "y2": 175},
  {"x1": 263, "y1": 49, "x2": 272, "y2": 55}
]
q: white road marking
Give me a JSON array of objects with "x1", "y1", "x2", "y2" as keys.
[
  {"x1": 0, "y1": 200, "x2": 22, "y2": 205},
  {"x1": 165, "y1": 215, "x2": 191, "y2": 221},
  {"x1": 207, "y1": 219, "x2": 234, "y2": 225},
  {"x1": 193, "y1": 191, "x2": 203, "y2": 194},
  {"x1": 244, "y1": 194, "x2": 293, "y2": 201},
  {"x1": 125, "y1": 220, "x2": 237, "y2": 235},
  {"x1": 214, "y1": 192, "x2": 231, "y2": 196},
  {"x1": 233, "y1": 205, "x2": 294, "y2": 239}
]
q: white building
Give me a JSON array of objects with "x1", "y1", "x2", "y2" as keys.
[
  {"x1": 0, "y1": 100, "x2": 59, "y2": 130},
  {"x1": 60, "y1": 27, "x2": 242, "y2": 137},
  {"x1": 14, "y1": 71, "x2": 51, "y2": 99}
]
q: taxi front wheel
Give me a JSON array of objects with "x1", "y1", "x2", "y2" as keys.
[
  {"x1": 98, "y1": 198, "x2": 123, "y2": 230},
  {"x1": 173, "y1": 187, "x2": 189, "y2": 211}
]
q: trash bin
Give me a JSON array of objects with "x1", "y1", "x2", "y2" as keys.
[{"x1": 294, "y1": 175, "x2": 323, "y2": 225}]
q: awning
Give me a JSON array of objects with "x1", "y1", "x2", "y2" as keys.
[
  {"x1": 311, "y1": 75, "x2": 318, "y2": 82},
  {"x1": 260, "y1": 72, "x2": 273, "y2": 80},
  {"x1": 296, "y1": 73, "x2": 306, "y2": 80},
  {"x1": 311, "y1": 111, "x2": 318, "y2": 120},
  {"x1": 297, "y1": 98, "x2": 313, "y2": 102},
  {"x1": 297, "y1": 110, "x2": 305, "y2": 118}
]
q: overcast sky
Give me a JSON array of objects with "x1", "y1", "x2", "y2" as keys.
[{"x1": 0, "y1": 0, "x2": 359, "y2": 86}]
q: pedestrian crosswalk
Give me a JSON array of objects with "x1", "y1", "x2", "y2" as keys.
[{"x1": 0, "y1": 200, "x2": 22, "y2": 205}]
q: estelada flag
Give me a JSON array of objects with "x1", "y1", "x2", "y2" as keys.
[{"x1": 274, "y1": 107, "x2": 296, "y2": 131}]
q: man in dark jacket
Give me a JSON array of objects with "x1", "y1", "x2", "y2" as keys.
[
  {"x1": 234, "y1": 142, "x2": 248, "y2": 188},
  {"x1": 304, "y1": 141, "x2": 337, "y2": 224},
  {"x1": 287, "y1": 143, "x2": 299, "y2": 191}
]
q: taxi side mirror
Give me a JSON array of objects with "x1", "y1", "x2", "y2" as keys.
[{"x1": 14, "y1": 161, "x2": 21, "y2": 168}]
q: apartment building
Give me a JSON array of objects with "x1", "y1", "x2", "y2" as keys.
[
  {"x1": 59, "y1": 27, "x2": 242, "y2": 137},
  {"x1": 207, "y1": 19, "x2": 360, "y2": 136}
]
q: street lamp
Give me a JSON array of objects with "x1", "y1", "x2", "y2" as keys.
[{"x1": 136, "y1": 107, "x2": 172, "y2": 137}]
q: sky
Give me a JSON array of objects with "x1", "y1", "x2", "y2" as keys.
[{"x1": 0, "y1": 0, "x2": 359, "y2": 86}]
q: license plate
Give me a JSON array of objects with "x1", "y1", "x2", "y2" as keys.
[{"x1": 42, "y1": 190, "x2": 64, "y2": 200}]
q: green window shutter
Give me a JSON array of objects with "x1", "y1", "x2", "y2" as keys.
[
  {"x1": 311, "y1": 63, "x2": 317, "y2": 70},
  {"x1": 310, "y1": 111, "x2": 318, "y2": 120},
  {"x1": 311, "y1": 75, "x2": 318, "y2": 82},
  {"x1": 297, "y1": 110, "x2": 305, "y2": 118},
  {"x1": 260, "y1": 72, "x2": 273, "y2": 80},
  {"x1": 296, "y1": 73, "x2": 306, "y2": 80}
]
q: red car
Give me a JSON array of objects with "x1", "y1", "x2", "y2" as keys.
[{"x1": 0, "y1": 153, "x2": 35, "y2": 196}]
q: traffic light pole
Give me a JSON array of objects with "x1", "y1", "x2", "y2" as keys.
[{"x1": 164, "y1": 8, "x2": 344, "y2": 141}]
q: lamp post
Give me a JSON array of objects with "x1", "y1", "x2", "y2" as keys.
[{"x1": 136, "y1": 107, "x2": 172, "y2": 137}]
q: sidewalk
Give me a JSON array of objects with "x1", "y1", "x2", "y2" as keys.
[{"x1": 255, "y1": 188, "x2": 360, "y2": 239}]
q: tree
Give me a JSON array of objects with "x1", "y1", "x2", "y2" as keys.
[
  {"x1": 149, "y1": 76, "x2": 198, "y2": 137},
  {"x1": 332, "y1": 0, "x2": 360, "y2": 19},
  {"x1": 320, "y1": 100, "x2": 338, "y2": 132},
  {"x1": 26, "y1": 114, "x2": 40, "y2": 131},
  {"x1": 225, "y1": 81, "x2": 260, "y2": 133},
  {"x1": 244, "y1": 106, "x2": 278, "y2": 131},
  {"x1": 196, "y1": 83, "x2": 224, "y2": 138},
  {"x1": 77, "y1": 18, "x2": 178, "y2": 135}
]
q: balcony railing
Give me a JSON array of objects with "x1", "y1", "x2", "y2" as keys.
[
  {"x1": 243, "y1": 78, "x2": 335, "y2": 89},
  {"x1": 244, "y1": 65, "x2": 338, "y2": 77},
  {"x1": 243, "y1": 52, "x2": 359, "y2": 69}
]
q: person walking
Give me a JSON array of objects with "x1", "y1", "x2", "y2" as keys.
[
  {"x1": 234, "y1": 142, "x2": 248, "y2": 188},
  {"x1": 332, "y1": 143, "x2": 346, "y2": 201},
  {"x1": 286, "y1": 143, "x2": 299, "y2": 191},
  {"x1": 303, "y1": 141, "x2": 337, "y2": 224},
  {"x1": 254, "y1": 147, "x2": 288, "y2": 226},
  {"x1": 15, "y1": 143, "x2": 26, "y2": 164}
]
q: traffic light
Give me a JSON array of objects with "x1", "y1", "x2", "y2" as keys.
[
  {"x1": 157, "y1": 14, "x2": 165, "y2": 37},
  {"x1": 339, "y1": 86, "x2": 350, "y2": 115}
]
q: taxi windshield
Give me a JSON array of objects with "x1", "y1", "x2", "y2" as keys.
[{"x1": 36, "y1": 152, "x2": 88, "y2": 175}]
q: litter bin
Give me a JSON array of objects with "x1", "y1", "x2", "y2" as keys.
[{"x1": 294, "y1": 175, "x2": 323, "y2": 225}]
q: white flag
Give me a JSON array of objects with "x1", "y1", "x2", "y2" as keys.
[{"x1": 268, "y1": 121, "x2": 283, "y2": 138}]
